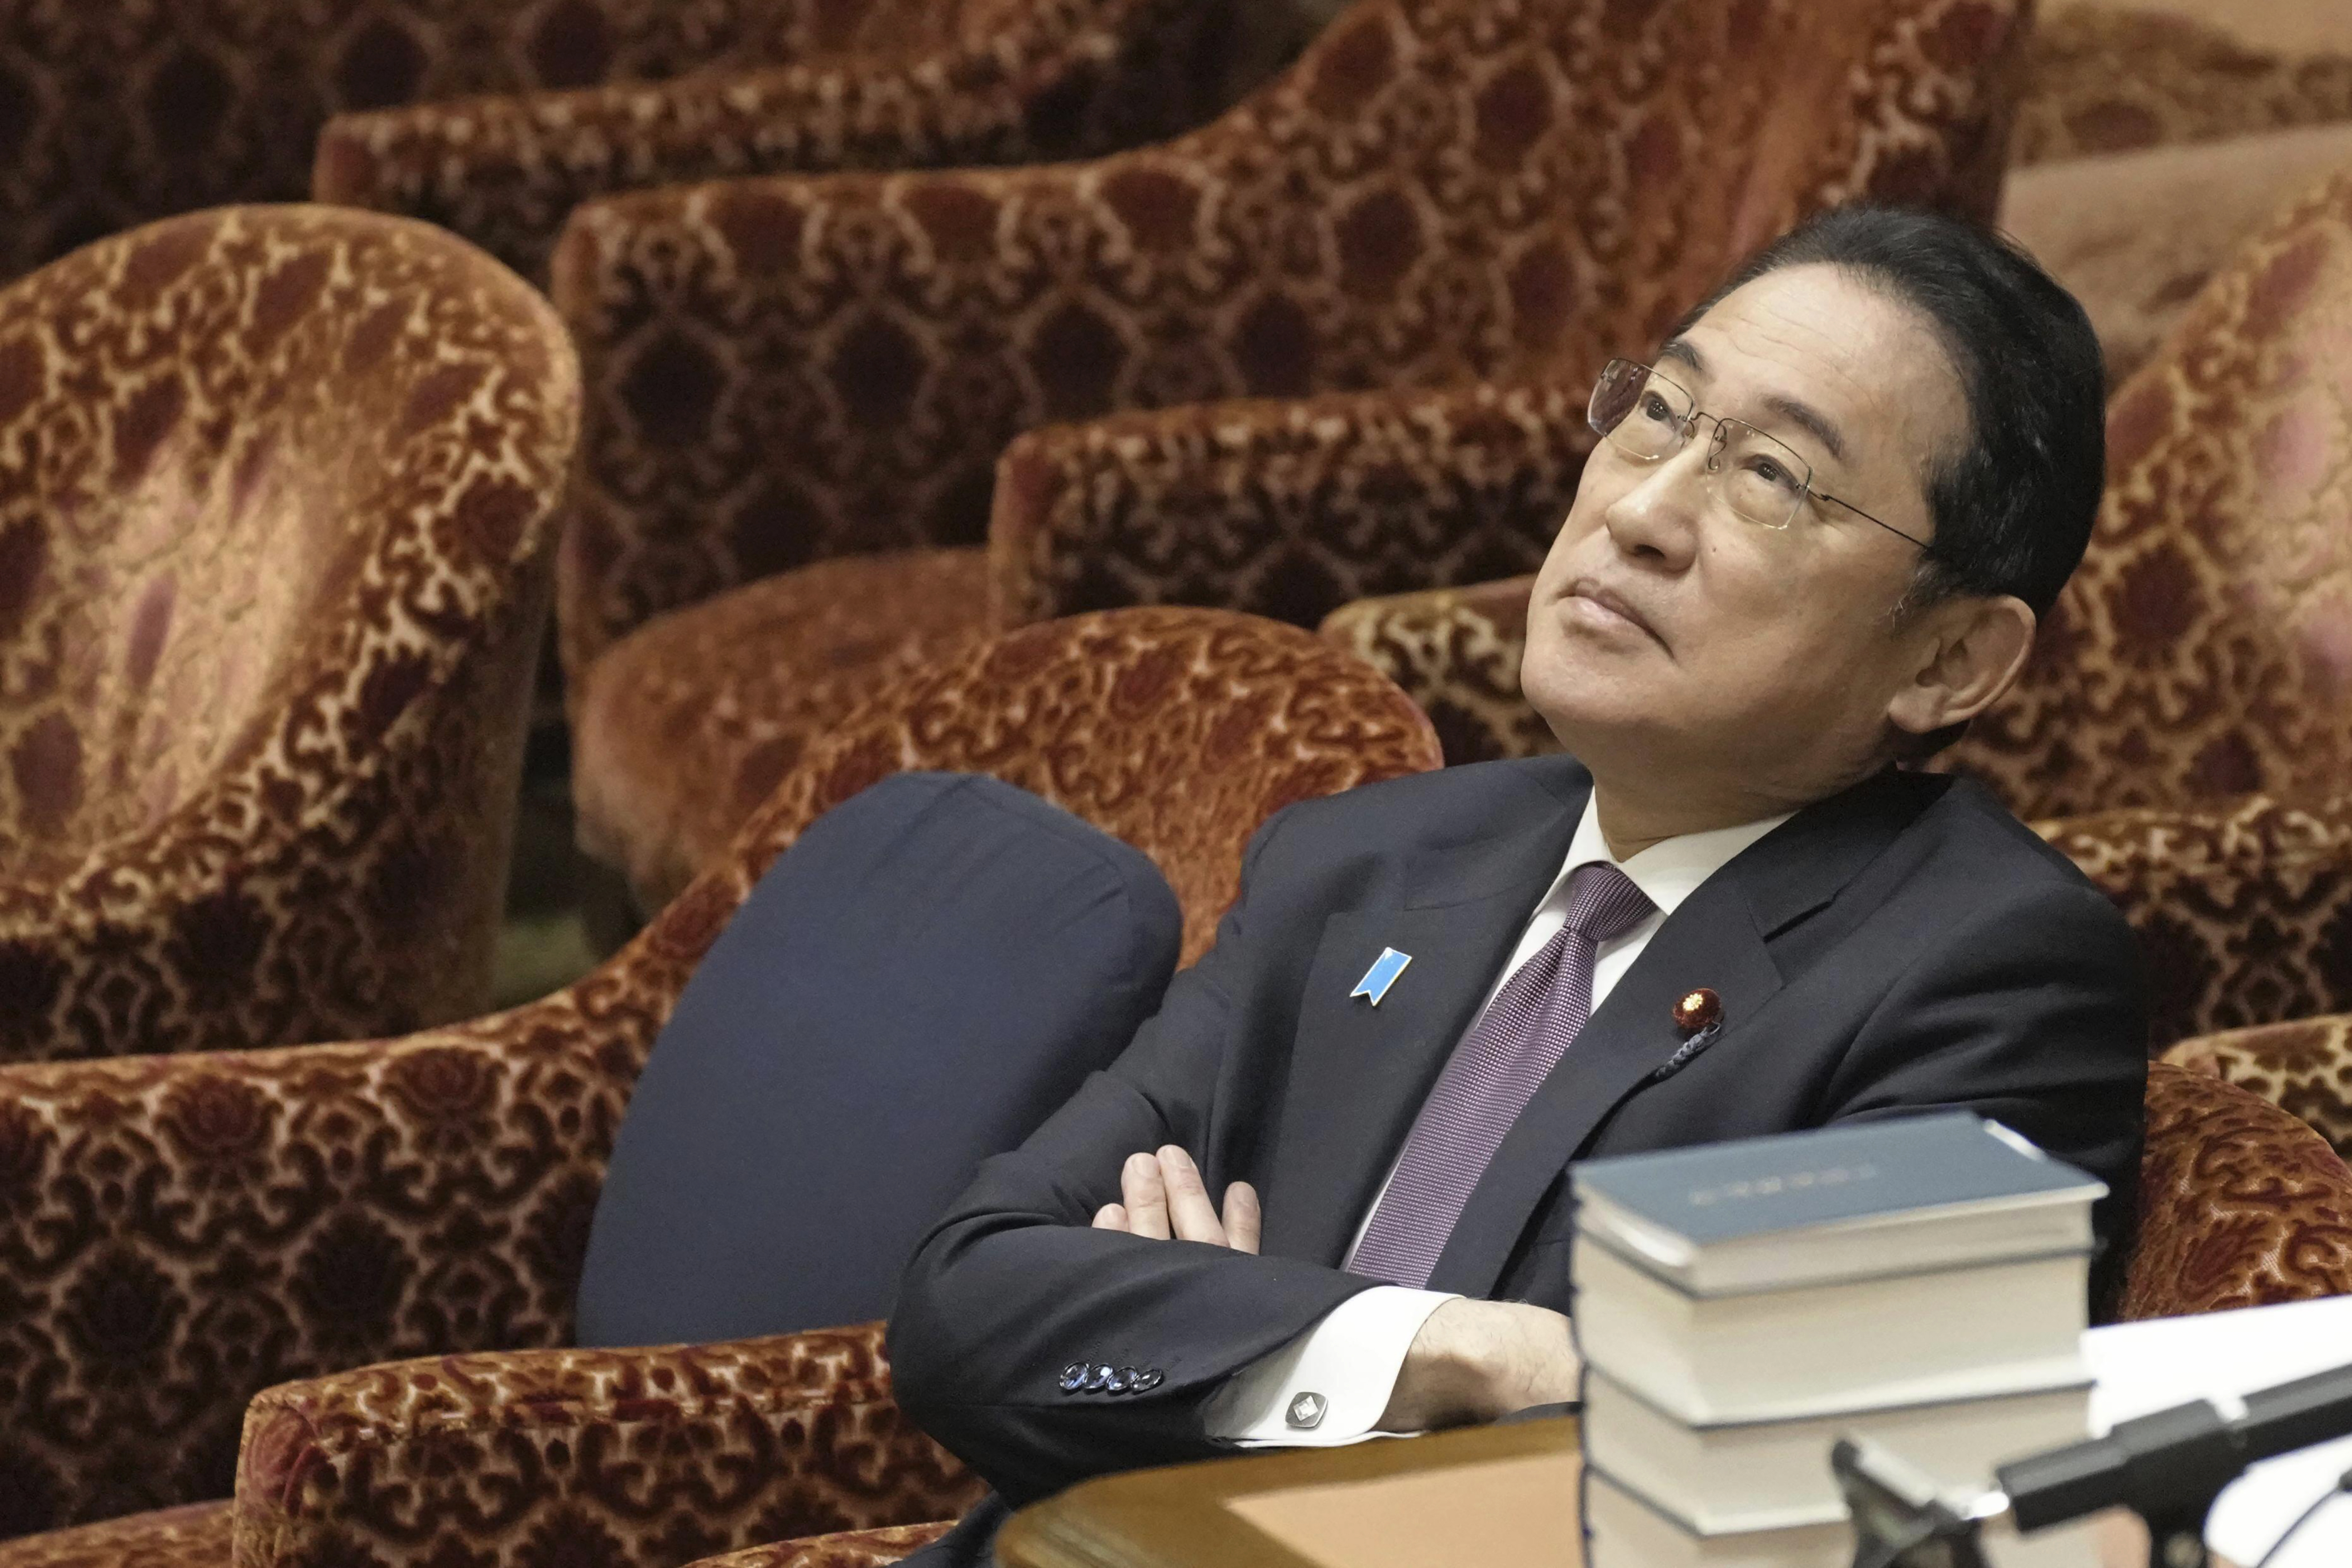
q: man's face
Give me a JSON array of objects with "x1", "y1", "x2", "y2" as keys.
[{"x1": 1522, "y1": 263, "x2": 1972, "y2": 804}]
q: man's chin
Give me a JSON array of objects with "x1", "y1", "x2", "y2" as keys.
[{"x1": 1519, "y1": 661, "x2": 1661, "y2": 756}]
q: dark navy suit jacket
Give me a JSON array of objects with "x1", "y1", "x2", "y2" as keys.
[{"x1": 887, "y1": 756, "x2": 2148, "y2": 1514}]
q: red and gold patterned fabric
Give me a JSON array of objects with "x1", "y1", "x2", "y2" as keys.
[
  {"x1": 557, "y1": 0, "x2": 2030, "y2": 908},
  {"x1": 313, "y1": 0, "x2": 1246, "y2": 284},
  {"x1": 0, "y1": 0, "x2": 897, "y2": 282},
  {"x1": 0, "y1": 206, "x2": 578, "y2": 1064},
  {"x1": 2011, "y1": 6, "x2": 2352, "y2": 166},
  {"x1": 2120, "y1": 1061, "x2": 2352, "y2": 1319},
  {"x1": 1326, "y1": 165, "x2": 2352, "y2": 1048},
  {"x1": 2165, "y1": 1014, "x2": 2352, "y2": 1163},
  {"x1": 0, "y1": 1505, "x2": 231, "y2": 1568},
  {"x1": 0, "y1": 608, "x2": 1440, "y2": 1537},
  {"x1": 1959, "y1": 166, "x2": 2352, "y2": 822},
  {"x1": 223, "y1": 1323, "x2": 980, "y2": 1568},
  {"x1": 2000, "y1": 121, "x2": 2352, "y2": 390},
  {"x1": 4, "y1": 1061, "x2": 2337, "y2": 1567},
  {"x1": 572, "y1": 552, "x2": 994, "y2": 911},
  {"x1": 688, "y1": 1526, "x2": 958, "y2": 1568}
]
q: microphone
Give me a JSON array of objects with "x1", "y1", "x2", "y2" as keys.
[
  {"x1": 1997, "y1": 1362, "x2": 2352, "y2": 1533},
  {"x1": 1836, "y1": 1360, "x2": 2352, "y2": 1568}
]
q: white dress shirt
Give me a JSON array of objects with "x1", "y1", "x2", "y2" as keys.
[{"x1": 1202, "y1": 794, "x2": 1792, "y2": 1446}]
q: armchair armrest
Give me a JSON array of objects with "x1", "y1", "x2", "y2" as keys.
[
  {"x1": 0, "y1": 971, "x2": 674, "y2": 1528},
  {"x1": 2162, "y1": 1015, "x2": 2352, "y2": 1161},
  {"x1": 315, "y1": 59, "x2": 1040, "y2": 284},
  {"x1": 990, "y1": 383, "x2": 1589, "y2": 634},
  {"x1": 2029, "y1": 792, "x2": 2352, "y2": 1048},
  {"x1": 1316, "y1": 572, "x2": 1548, "y2": 767},
  {"x1": 2122, "y1": 1061, "x2": 2352, "y2": 1321},
  {"x1": 232, "y1": 1326, "x2": 983, "y2": 1568},
  {"x1": 316, "y1": 0, "x2": 1241, "y2": 285},
  {"x1": 688, "y1": 1522, "x2": 957, "y2": 1568}
]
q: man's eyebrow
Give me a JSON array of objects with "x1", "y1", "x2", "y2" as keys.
[
  {"x1": 1657, "y1": 338, "x2": 1704, "y2": 375},
  {"x1": 1759, "y1": 393, "x2": 1849, "y2": 467}
]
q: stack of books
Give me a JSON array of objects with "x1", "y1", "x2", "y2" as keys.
[{"x1": 1572, "y1": 1113, "x2": 2107, "y2": 1567}]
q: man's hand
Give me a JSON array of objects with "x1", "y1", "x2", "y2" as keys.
[
  {"x1": 1092, "y1": 1145, "x2": 1261, "y2": 1253},
  {"x1": 1378, "y1": 1298, "x2": 1581, "y2": 1431}
]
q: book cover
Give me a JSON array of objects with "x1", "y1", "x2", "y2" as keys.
[{"x1": 1571, "y1": 1112, "x2": 2104, "y2": 1250}]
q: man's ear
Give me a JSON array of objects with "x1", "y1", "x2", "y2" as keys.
[{"x1": 1886, "y1": 594, "x2": 2036, "y2": 740}]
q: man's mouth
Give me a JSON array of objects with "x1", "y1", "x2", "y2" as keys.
[{"x1": 1565, "y1": 579, "x2": 1665, "y2": 647}]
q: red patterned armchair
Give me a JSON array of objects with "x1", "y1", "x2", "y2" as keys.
[
  {"x1": 1325, "y1": 163, "x2": 2352, "y2": 1050},
  {"x1": 0, "y1": 608, "x2": 1443, "y2": 1542},
  {"x1": 553, "y1": 0, "x2": 2032, "y2": 912},
  {"x1": 311, "y1": 0, "x2": 1250, "y2": 285},
  {"x1": 2, "y1": 1061, "x2": 2344, "y2": 1568},
  {"x1": 0, "y1": 0, "x2": 972, "y2": 283},
  {"x1": 0, "y1": 206, "x2": 578, "y2": 1064}
]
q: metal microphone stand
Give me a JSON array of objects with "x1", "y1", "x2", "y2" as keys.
[{"x1": 1838, "y1": 1360, "x2": 2352, "y2": 1568}]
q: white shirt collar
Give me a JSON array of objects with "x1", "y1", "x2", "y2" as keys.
[{"x1": 1555, "y1": 793, "x2": 1793, "y2": 919}]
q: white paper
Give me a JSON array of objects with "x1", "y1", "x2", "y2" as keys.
[{"x1": 2083, "y1": 1298, "x2": 2352, "y2": 1567}]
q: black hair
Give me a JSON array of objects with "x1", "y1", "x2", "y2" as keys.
[{"x1": 1677, "y1": 205, "x2": 2106, "y2": 621}]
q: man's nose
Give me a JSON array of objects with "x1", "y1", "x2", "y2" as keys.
[{"x1": 1600, "y1": 441, "x2": 1707, "y2": 571}]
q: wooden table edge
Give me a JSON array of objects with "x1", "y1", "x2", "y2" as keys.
[{"x1": 995, "y1": 1417, "x2": 1583, "y2": 1568}]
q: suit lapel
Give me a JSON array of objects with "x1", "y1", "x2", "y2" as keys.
[
  {"x1": 1260, "y1": 768, "x2": 1590, "y2": 1267},
  {"x1": 1423, "y1": 766, "x2": 1936, "y2": 1298}
]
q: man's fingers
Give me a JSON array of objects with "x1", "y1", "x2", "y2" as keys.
[
  {"x1": 1105, "y1": 1149, "x2": 1254, "y2": 1251},
  {"x1": 1222, "y1": 1181, "x2": 1262, "y2": 1254},
  {"x1": 1157, "y1": 1145, "x2": 1227, "y2": 1245},
  {"x1": 1121, "y1": 1151, "x2": 1172, "y2": 1240}
]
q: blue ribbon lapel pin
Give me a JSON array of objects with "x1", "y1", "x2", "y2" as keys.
[{"x1": 1350, "y1": 948, "x2": 1413, "y2": 1007}]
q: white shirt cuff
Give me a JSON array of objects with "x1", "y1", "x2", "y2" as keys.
[{"x1": 1201, "y1": 1286, "x2": 1459, "y2": 1447}]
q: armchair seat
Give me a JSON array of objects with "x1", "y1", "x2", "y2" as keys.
[
  {"x1": 572, "y1": 549, "x2": 988, "y2": 912},
  {"x1": 0, "y1": 1504, "x2": 230, "y2": 1568}
]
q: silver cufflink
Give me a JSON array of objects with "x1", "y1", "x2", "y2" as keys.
[{"x1": 1287, "y1": 1391, "x2": 1327, "y2": 1429}]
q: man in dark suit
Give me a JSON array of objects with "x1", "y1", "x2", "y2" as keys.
[{"x1": 886, "y1": 206, "x2": 2145, "y2": 1545}]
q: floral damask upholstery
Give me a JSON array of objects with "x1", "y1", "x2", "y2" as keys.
[
  {"x1": 0, "y1": 608, "x2": 1441, "y2": 1539},
  {"x1": 2165, "y1": 1014, "x2": 2352, "y2": 1163},
  {"x1": 312, "y1": 0, "x2": 1247, "y2": 284},
  {"x1": 1997, "y1": 7, "x2": 2352, "y2": 384},
  {"x1": 219, "y1": 1323, "x2": 980, "y2": 1568},
  {"x1": 687, "y1": 1526, "x2": 957, "y2": 1568},
  {"x1": 1957, "y1": 166, "x2": 2352, "y2": 821},
  {"x1": 0, "y1": 1505, "x2": 232, "y2": 1568},
  {"x1": 573, "y1": 551, "x2": 993, "y2": 911},
  {"x1": 6, "y1": 1062, "x2": 2336, "y2": 1568},
  {"x1": 554, "y1": 0, "x2": 2022, "y2": 670},
  {"x1": 0, "y1": 0, "x2": 930, "y2": 282},
  {"x1": 0, "y1": 206, "x2": 578, "y2": 1064},
  {"x1": 2118, "y1": 1061, "x2": 2352, "y2": 1320},
  {"x1": 2000, "y1": 122, "x2": 2352, "y2": 388},
  {"x1": 2010, "y1": 7, "x2": 2352, "y2": 166},
  {"x1": 556, "y1": 0, "x2": 2027, "y2": 907},
  {"x1": 1319, "y1": 573, "x2": 1551, "y2": 770}
]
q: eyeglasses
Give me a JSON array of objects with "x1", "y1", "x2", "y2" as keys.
[{"x1": 1586, "y1": 358, "x2": 1931, "y2": 553}]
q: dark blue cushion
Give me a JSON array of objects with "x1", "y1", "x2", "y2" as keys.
[{"x1": 575, "y1": 772, "x2": 1183, "y2": 1348}]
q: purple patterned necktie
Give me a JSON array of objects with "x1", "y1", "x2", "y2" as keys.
[{"x1": 1349, "y1": 863, "x2": 1655, "y2": 1289}]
